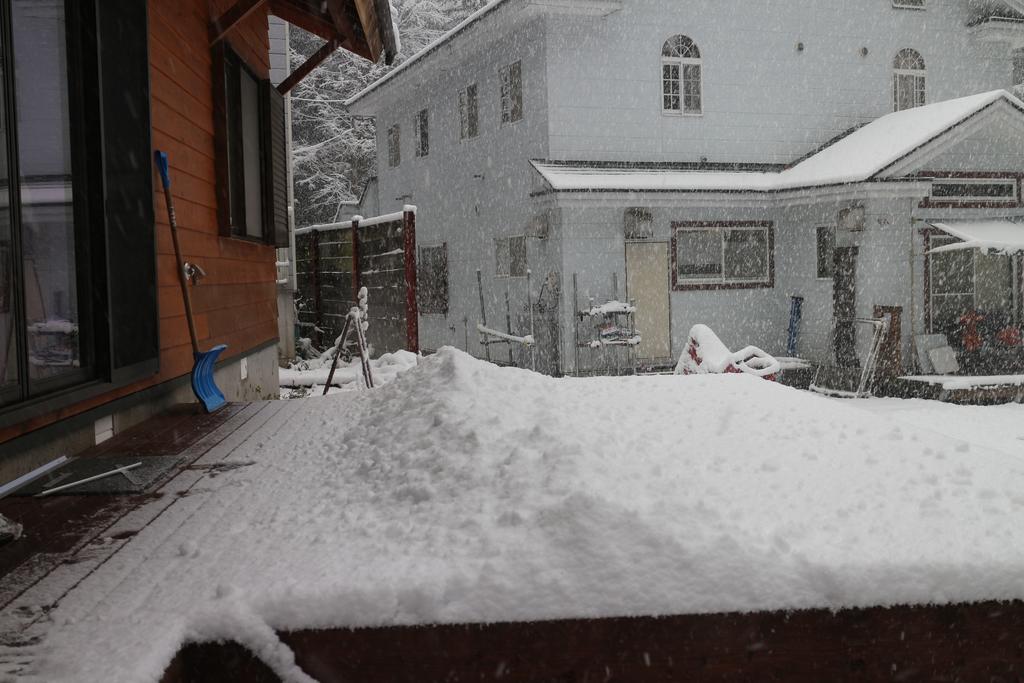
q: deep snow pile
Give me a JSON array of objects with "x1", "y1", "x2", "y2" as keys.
[{"x1": 6, "y1": 348, "x2": 1024, "y2": 681}]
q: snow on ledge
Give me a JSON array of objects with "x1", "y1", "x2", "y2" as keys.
[
  {"x1": 8, "y1": 349, "x2": 1024, "y2": 681},
  {"x1": 900, "y1": 374, "x2": 1024, "y2": 390},
  {"x1": 533, "y1": 90, "x2": 1022, "y2": 193}
]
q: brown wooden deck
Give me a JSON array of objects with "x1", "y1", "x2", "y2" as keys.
[{"x1": 0, "y1": 401, "x2": 285, "y2": 612}]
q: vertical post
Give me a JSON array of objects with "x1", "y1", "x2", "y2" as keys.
[
  {"x1": 310, "y1": 228, "x2": 323, "y2": 349},
  {"x1": 350, "y1": 216, "x2": 361, "y2": 305},
  {"x1": 403, "y1": 208, "x2": 419, "y2": 353},
  {"x1": 504, "y1": 284, "x2": 514, "y2": 365},
  {"x1": 572, "y1": 272, "x2": 579, "y2": 377},
  {"x1": 477, "y1": 268, "x2": 490, "y2": 362},
  {"x1": 527, "y1": 268, "x2": 536, "y2": 372}
]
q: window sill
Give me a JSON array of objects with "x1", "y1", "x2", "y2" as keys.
[
  {"x1": 673, "y1": 280, "x2": 774, "y2": 291},
  {"x1": 661, "y1": 111, "x2": 704, "y2": 118}
]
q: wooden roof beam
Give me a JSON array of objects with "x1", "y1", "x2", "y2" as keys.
[
  {"x1": 277, "y1": 37, "x2": 342, "y2": 94},
  {"x1": 210, "y1": 0, "x2": 268, "y2": 45}
]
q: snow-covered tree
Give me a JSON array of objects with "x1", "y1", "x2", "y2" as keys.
[{"x1": 290, "y1": 0, "x2": 489, "y2": 227}]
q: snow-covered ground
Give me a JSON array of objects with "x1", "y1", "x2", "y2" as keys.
[
  {"x1": 4, "y1": 348, "x2": 1024, "y2": 681},
  {"x1": 278, "y1": 349, "x2": 418, "y2": 397}
]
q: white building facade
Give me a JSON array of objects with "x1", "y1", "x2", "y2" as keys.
[{"x1": 348, "y1": 0, "x2": 1024, "y2": 378}]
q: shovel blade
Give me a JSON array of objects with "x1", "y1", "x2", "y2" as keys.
[{"x1": 191, "y1": 344, "x2": 228, "y2": 413}]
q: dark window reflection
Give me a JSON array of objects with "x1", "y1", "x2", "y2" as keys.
[{"x1": 12, "y1": 0, "x2": 82, "y2": 384}]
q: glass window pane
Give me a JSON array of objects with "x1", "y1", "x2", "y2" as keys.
[
  {"x1": 0, "y1": 38, "x2": 15, "y2": 400},
  {"x1": 816, "y1": 226, "x2": 835, "y2": 279},
  {"x1": 13, "y1": 0, "x2": 84, "y2": 384},
  {"x1": 932, "y1": 294, "x2": 974, "y2": 334},
  {"x1": 724, "y1": 229, "x2": 768, "y2": 281},
  {"x1": 975, "y1": 252, "x2": 1014, "y2": 320},
  {"x1": 931, "y1": 247, "x2": 973, "y2": 295},
  {"x1": 677, "y1": 230, "x2": 721, "y2": 280},
  {"x1": 240, "y1": 68, "x2": 262, "y2": 239}
]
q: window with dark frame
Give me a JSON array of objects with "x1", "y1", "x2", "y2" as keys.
[
  {"x1": 387, "y1": 124, "x2": 401, "y2": 167},
  {"x1": 928, "y1": 234, "x2": 1016, "y2": 335},
  {"x1": 929, "y1": 179, "x2": 1018, "y2": 204},
  {"x1": 0, "y1": 0, "x2": 159, "y2": 415},
  {"x1": 415, "y1": 109, "x2": 429, "y2": 157},
  {"x1": 495, "y1": 236, "x2": 527, "y2": 277},
  {"x1": 662, "y1": 35, "x2": 702, "y2": 115},
  {"x1": 417, "y1": 244, "x2": 449, "y2": 314},
  {"x1": 893, "y1": 48, "x2": 926, "y2": 111},
  {"x1": 500, "y1": 61, "x2": 522, "y2": 124},
  {"x1": 816, "y1": 226, "x2": 836, "y2": 279},
  {"x1": 673, "y1": 224, "x2": 772, "y2": 288},
  {"x1": 459, "y1": 84, "x2": 478, "y2": 140},
  {"x1": 213, "y1": 43, "x2": 288, "y2": 246}
]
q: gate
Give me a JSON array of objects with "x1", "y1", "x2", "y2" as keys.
[{"x1": 294, "y1": 207, "x2": 418, "y2": 354}]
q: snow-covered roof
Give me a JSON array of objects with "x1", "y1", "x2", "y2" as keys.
[
  {"x1": 928, "y1": 219, "x2": 1024, "y2": 254},
  {"x1": 533, "y1": 90, "x2": 1024, "y2": 193},
  {"x1": 346, "y1": 0, "x2": 513, "y2": 108}
]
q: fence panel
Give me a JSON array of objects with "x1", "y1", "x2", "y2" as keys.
[{"x1": 294, "y1": 209, "x2": 418, "y2": 355}]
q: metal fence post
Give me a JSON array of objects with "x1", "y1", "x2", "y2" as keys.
[{"x1": 310, "y1": 228, "x2": 322, "y2": 349}]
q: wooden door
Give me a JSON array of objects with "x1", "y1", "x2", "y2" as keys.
[
  {"x1": 625, "y1": 242, "x2": 671, "y2": 362},
  {"x1": 873, "y1": 305, "x2": 903, "y2": 378}
]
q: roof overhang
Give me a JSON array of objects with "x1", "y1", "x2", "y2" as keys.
[
  {"x1": 927, "y1": 220, "x2": 1024, "y2": 254},
  {"x1": 968, "y1": 16, "x2": 1024, "y2": 48},
  {"x1": 210, "y1": 0, "x2": 398, "y2": 95}
]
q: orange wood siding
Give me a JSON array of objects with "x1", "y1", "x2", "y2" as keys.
[{"x1": 0, "y1": 1, "x2": 278, "y2": 444}]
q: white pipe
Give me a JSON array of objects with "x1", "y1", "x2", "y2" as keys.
[
  {"x1": 0, "y1": 455, "x2": 68, "y2": 499},
  {"x1": 37, "y1": 462, "x2": 142, "y2": 498}
]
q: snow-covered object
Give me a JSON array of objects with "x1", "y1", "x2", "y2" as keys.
[
  {"x1": 675, "y1": 324, "x2": 781, "y2": 380},
  {"x1": 476, "y1": 323, "x2": 534, "y2": 346},
  {"x1": 927, "y1": 220, "x2": 1024, "y2": 255},
  {"x1": 533, "y1": 90, "x2": 1021, "y2": 193},
  {"x1": 588, "y1": 300, "x2": 636, "y2": 317},
  {"x1": 6, "y1": 349, "x2": 1024, "y2": 681},
  {"x1": 280, "y1": 350, "x2": 417, "y2": 391},
  {"x1": 901, "y1": 373, "x2": 1024, "y2": 390}
]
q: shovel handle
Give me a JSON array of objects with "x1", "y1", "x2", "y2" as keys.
[{"x1": 154, "y1": 150, "x2": 171, "y2": 190}]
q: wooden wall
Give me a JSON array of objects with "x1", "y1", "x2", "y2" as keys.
[{"x1": 0, "y1": 1, "x2": 278, "y2": 444}]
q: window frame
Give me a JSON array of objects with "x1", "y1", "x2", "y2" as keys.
[
  {"x1": 661, "y1": 35, "x2": 702, "y2": 116},
  {"x1": 414, "y1": 108, "x2": 429, "y2": 157},
  {"x1": 892, "y1": 48, "x2": 926, "y2": 112},
  {"x1": 212, "y1": 42, "x2": 285, "y2": 245},
  {"x1": 917, "y1": 172, "x2": 1022, "y2": 209},
  {"x1": 417, "y1": 243, "x2": 449, "y2": 315},
  {"x1": 495, "y1": 235, "x2": 527, "y2": 278},
  {"x1": 925, "y1": 231, "x2": 1021, "y2": 334},
  {"x1": 0, "y1": 0, "x2": 160, "y2": 425},
  {"x1": 816, "y1": 225, "x2": 837, "y2": 280},
  {"x1": 892, "y1": 0, "x2": 925, "y2": 8},
  {"x1": 671, "y1": 221, "x2": 774, "y2": 291},
  {"x1": 387, "y1": 123, "x2": 401, "y2": 167},
  {"x1": 458, "y1": 83, "x2": 479, "y2": 140},
  {"x1": 499, "y1": 60, "x2": 523, "y2": 126}
]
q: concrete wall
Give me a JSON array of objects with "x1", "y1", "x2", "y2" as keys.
[
  {"x1": 545, "y1": 0, "x2": 1015, "y2": 164},
  {"x1": 373, "y1": 17, "x2": 555, "y2": 368}
]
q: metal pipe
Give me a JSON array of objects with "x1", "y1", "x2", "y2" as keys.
[{"x1": 37, "y1": 462, "x2": 142, "y2": 498}]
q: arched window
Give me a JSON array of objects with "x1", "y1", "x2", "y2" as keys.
[
  {"x1": 893, "y1": 48, "x2": 925, "y2": 111},
  {"x1": 662, "y1": 35, "x2": 702, "y2": 114}
]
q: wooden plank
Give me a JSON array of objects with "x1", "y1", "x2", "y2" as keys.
[
  {"x1": 210, "y1": 0, "x2": 268, "y2": 45},
  {"x1": 277, "y1": 38, "x2": 342, "y2": 95}
]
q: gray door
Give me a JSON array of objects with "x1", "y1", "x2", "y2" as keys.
[{"x1": 625, "y1": 242, "x2": 671, "y2": 362}]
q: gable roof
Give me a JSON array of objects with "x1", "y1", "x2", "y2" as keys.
[
  {"x1": 346, "y1": 0, "x2": 514, "y2": 108},
  {"x1": 532, "y1": 90, "x2": 1024, "y2": 193}
]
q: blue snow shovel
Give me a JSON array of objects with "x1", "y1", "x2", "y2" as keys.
[{"x1": 154, "y1": 151, "x2": 227, "y2": 413}]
